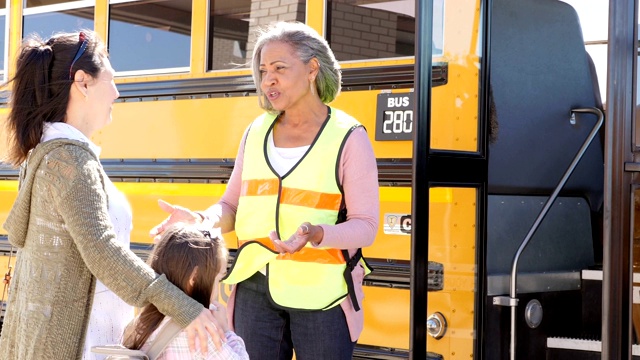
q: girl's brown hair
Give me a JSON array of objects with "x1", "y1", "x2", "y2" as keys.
[
  {"x1": 4, "y1": 29, "x2": 107, "y2": 166},
  {"x1": 122, "y1": 224, "x2": 227, "y2": 350}
]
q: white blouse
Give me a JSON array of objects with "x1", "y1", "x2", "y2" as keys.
[
  {"x1": 266, "y1": 131, "x2": 309, "y2": 176},
  {"x1": 42, "y1": 123, "x2": 134, "y2": 359}
]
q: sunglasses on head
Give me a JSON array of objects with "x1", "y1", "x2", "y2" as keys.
[
  {"x1": 68, "y1": 31, "x2": 88, "y2": 81},
  {"x1": 185, "y1": 230, "x2": 219, "y2": 250}
]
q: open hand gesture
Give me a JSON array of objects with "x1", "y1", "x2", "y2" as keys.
[
  {"x1": 149, "y1": 199, "x2": 200, "y2": 242},
  {"x1": 270, "y1": 222, "x2": 320, "y2": 254}
]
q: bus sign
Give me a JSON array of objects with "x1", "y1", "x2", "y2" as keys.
[
  {"x1": 383, "y1": 213, "x2": 412, "y2": 235},
  {"x1": 375, "y1": 92, "x2": 415, "y2": 141}
]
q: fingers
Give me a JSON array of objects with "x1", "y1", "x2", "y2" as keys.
[
  {"x1": 270, "y1": 228, "x2": 313, "y2": 254},
  {"x1": 269, "y1": 230, "x2": 299, "y2": 253},
  {"x1": 149, "y1": 215, "x2": 172, "y2": 238},
  {"x1": 158, "y1": 199, "x2": 176, "y2": 213},
  {"x1": 205, "y1": 311, "x2": 225, "y2": 350},
  {"x1": 269, "y1": 230, "x2": 288, "y2": 254},
  {"x1": 276, "y1": 241, "x2": 294, "y2": 254},
  {"x1": 198, "y1": 326, "x2": 209, "y2": 355},
  {"x1": 186, "y1": 310, "x2": 225, "y2": 355},
  {"x1": 149, "y1": 200, "x2": 174, "y2": 238},
  {"x1": 215, "y1": 319, "x2": 226, "y2": 345},
  {"x1": 209, "y1": 300, "x2": 223, "y2": 313},
  {"x1": 185, "y1": 324, "x2": 198, "y2": 354},
  {"x1": 150, "y1": 200, "x2": 201, "y2": 239},
  {"x1": 149, "y1": 219, "x2": 166, "y2": 238},
  {"x1": 153, "y1": 234, "x2": 163, "y2": 244}
]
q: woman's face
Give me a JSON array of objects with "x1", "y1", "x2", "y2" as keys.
[
  {"x1": 86, "y1": 57, "x2": 119, "y2": 132},
  {"x1": 259, "y1": 41, "x2": 317, "y2": 112}
]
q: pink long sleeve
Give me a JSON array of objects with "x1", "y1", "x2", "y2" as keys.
[{"x1": 316, "y1": 126, "x2": 379, "y2": 249}]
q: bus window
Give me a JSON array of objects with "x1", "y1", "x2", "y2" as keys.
[
  {"x1": 23, "y1": 2, "x2": 94, "y2": 40},
  {"x1": 326, "y1": 0, "x2": 437, "y2": 61},
  {"x1": 560, "y1": 0, "x2": 608, "y2": 103},
  {"x1": 431, "y1": 0, "x2": 478, "y2": 152},
  {"x1": 206, "y1": 0, "x2": 307, "y2": 72},
  {"x1": 108, "y1": 0, "x2": 191, "y2": 74},
  {"x1": 25, "y1": 0, "x2": 83, "y2": 6},
  {"x1": 24, "y1": 0, "x2": 82, "y2": 8}
]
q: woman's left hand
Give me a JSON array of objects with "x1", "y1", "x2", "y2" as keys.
[
  {"x1": 269, "y1": 222, "x2": 320, "y2": 254},
  {"x1": 185, "y1": 308, "x2": 226, "y2": 354}
]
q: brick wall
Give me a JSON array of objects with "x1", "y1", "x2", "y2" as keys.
[
  {"x1": 330, "y1": 2, "x2": 398, "y2": 61},
  {"x1": 246, "y1": 0, "x2": 305, "y2": 63}
]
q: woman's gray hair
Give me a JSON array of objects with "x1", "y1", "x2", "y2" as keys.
[{"x1": 251, "y1": 21, "x2": 341, "y2": 113}]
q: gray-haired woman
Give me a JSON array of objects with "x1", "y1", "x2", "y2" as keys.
[{"x1": 151, "y1": 21, "x2": 380, "y2": 360}]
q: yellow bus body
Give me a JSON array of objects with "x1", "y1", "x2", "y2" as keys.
[{"x1": 0, "y1": 0, "x2": 482, "y2": 358}]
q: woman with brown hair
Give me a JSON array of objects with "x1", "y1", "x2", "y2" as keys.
[{"x1": 0, "y1": 30, "x2": 223, "y2": 360}]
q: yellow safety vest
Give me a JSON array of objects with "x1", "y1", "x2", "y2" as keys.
[{"x1": 224, "y1": 107, "x2": 369, "y2": 311}]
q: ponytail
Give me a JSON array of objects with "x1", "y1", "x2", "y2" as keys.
[
  {"x1": 4, "y1": 30, "x2": 104, "y2": 167},
  {"x1": 33, "y1": 44, "x2": 53, "y2": 107},
  {"x1": 6, "y1": 42, "x2": 57, "y2": 166}
]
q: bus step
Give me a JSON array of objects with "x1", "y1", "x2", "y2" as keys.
[
  {"x1": 546, "y1": 337, "x2": 640, "y2": 359},
  {"x1": 351, "y1": 344, "x2": 443, "y2": 360}
]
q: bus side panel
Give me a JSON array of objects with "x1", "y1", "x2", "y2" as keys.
[
  {"x1": 372, "y1": 187, "x2": 412, "y2": 260},
  {"x1": 114, "y1": 182, "x2": 232, "y2": 246},
  {"x1": 95, "y1": 97, "x2": 263, "y2": 159},
  {"x1": 94, "y1": 91, "x2": 413, "y2": 160},
  {"x1": 0, "y1": 181, "x2": 17, "y2": 234},
  {"x1": 358, "y1": 287, "x2": 474, "y2": 358}
]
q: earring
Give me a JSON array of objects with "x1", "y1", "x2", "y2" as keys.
[{"x1": 310, "y1": 80, "x2": 316, "y2": 96}]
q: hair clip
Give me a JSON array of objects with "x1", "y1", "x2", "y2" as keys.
[{"x1": 200, "y1": 230, "x2": 213, "y2": 240}]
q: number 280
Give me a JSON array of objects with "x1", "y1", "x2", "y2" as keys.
[{"x1": 383, "y1": 110, "x2": 413, "y2": 134}]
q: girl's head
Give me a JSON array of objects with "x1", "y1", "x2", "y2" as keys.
[
  {"x1": 123, "y1": 224, "x2": 227, "y2": 350},
  {"x1": 5, "y1": 29, "x2": 112, "y2": 166},
  {"x1": 150, "y1": 224, "x2": 228, "y2": 306}
]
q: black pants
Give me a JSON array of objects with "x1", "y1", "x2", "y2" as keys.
[{"x1": 234, "y1": 272, "x2": 355, "y2": 360}]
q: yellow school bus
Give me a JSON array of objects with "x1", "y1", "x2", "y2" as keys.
[{"x1": 0, "y1": 0, "x2": 639, "y2": 359}]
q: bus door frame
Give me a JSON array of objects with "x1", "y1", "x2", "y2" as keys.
[
  {"x1": 603, "y1": 0, "x2": 637, "y2": 358},
  {"x1": 411, "y1": 0, "x2": 490, "y2": 359}
]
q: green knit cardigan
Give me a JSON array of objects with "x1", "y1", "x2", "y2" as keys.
[{"x1": 0, "y1": 139, "x2": 202, "y2": 360}]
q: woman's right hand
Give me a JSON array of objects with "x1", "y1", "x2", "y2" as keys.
[
  {"x1": 149, "y1": 199, "x2": 200, "y2": 242},
  {"x1": 185, "y1": 308, "x2": 227, "y2": 354}
]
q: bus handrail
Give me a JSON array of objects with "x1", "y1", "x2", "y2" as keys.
[{"x1": 492, "y1": 106, "x2": 604, "y2": 360}]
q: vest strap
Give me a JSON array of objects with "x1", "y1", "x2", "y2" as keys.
[{"x1": 342, "y1": 248, "x2": 363, "y2": 312}]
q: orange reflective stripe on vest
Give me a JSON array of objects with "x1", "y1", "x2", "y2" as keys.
[
  {"x1": 240, "y1": 178, "x2": 279, "y2": 196},
  {"x1": 281, "y1": 187, "x2": 342, "y2": 211},
  {"x1": 241, "y1": 179, "x2": 342, "y2": 211},
  {"x1": 239, "y1": 238, "x2": 345, "y2": 264}
]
